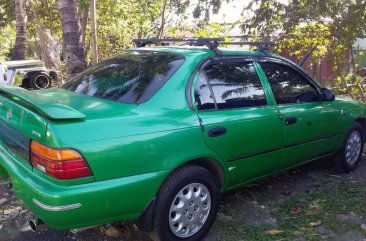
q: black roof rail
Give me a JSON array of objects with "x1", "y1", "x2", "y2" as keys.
[
  {"x1": 133, "y1": 38, "x2": 224, "y2": 55},
  {"x1": 132, "y1": 38, "x2": 275, "y2": 55},
  {"x1": 220, "y1": 41, "x2": 276, "y2": 53}
]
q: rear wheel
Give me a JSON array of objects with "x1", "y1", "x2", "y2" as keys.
[
  {"x1": 334, "y1": 123, "x2": 364, "y2": 173},
  {"x1": 150, "y1": 165, "x2": 220, "y2": 241}
]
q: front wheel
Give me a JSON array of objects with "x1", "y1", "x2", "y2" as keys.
[
  {"x1": 334, "y1": 122, "x2": 364, "y2": 173},
  {"x1": 150, "y1": 165, "x2": 220, "y2": 241}
]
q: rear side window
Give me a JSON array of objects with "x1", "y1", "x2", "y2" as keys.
[
  {"x1": 62, "y1": 51, "x2": 184, "y2": 104},
  {"x1": 259, "y1": 62, "x2": 320, "y2": 105},
  {"x1": 195, "y1": 61, "x2": 267, "y2": 110}
]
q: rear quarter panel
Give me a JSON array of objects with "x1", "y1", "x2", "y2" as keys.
[
  {"x1": 46, "y1": 110, "x2": 226, "y2": 180},
  {"x1": 45, "y1": 51, "x2": 229, "y2": 187}
]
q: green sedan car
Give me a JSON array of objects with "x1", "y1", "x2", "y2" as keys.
[{"x1": 0, "y1": 39, "x2": 365, "y2": 241}]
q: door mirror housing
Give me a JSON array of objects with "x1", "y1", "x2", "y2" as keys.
[{"x1": 321, "y1": 88, "x2": 335, "y2": 101}]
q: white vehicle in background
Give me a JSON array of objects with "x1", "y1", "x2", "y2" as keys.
[{"x1": 0, "y1": 60, "x2": 57, "y2": 89}]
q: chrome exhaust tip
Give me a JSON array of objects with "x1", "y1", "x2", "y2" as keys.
[{"x1": 28, "y1": 219, "x2": 46, "y2": 232}]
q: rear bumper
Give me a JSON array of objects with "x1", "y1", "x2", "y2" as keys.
[{"x1": 0, "y1": 141, "x2": 169, "y2": 230}]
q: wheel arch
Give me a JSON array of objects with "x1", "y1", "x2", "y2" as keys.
[
  {"x1": 355, "y1": 118, "x2": 366, "y2": 138},
  {"x1": 136, "y1": 156, "x2": 228, "y2": 233},
  {"x1": 184, "y1": 157, "x2": 226, "y2": 188}
]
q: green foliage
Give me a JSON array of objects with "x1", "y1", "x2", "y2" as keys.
[
  {"x1": 0, "y1": 24, "x2": 16, "y2": 60},
  {"x1": 0, "y1": 0, "x2": 15, "y2": 28},
  {"x1": 332, "y1": 74, "x2": 366, "y2": 99},
  {"x1": 243, "y1": 0, "x2": 366, "y2": 100},
  {"x1": 169, "y1": 21, "x2": 237, "y2": 38},
  {"x1": 0, "y1": 0, "x2": 16, "y2": 60},
  {"x1": 85, "y1": 0, "x2": 191, "y2": 60},
  {"x1": 192, "y1": 0, "x2": 229, "y2": 24}
]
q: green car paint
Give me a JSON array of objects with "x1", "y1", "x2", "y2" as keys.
[{"x1": 0, "y1": 47, "x2": 365, "y2": 230}]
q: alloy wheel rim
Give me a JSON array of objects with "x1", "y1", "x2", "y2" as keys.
[
  {"x1": 345, "y1": 131, "x2": 362, "y2": 166},
  {"x1": 34, "y1": 75, "x2": 50, "y2": 89},
  {"x1": 169, "y1": 182, "x2": 211, "y2": 238}
]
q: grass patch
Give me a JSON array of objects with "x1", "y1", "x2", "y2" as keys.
[{"x1": 237, "y1": 181, "x2": 366, "y2": 241}]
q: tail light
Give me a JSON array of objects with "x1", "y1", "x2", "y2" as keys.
[
  {"x1": 30, "y1": 141, "x2": 92, "y2": 180},
  {"x1": 3, "y1": 74, "x2": 7, "y2": 81}
]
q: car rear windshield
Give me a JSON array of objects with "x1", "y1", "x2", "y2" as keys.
[{"x1": 62, "y1": 50, "x2": 184, "y2": 104}]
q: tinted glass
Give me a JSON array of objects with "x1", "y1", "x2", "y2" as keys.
[
  {"x1": 197, "y1": 61, "x2": 266, "y2": 110},
  {"x1": 260, "y1": 62, "x2": 320, "y2": 105},
  {"x1": 62, "y1": 51, "x2": 184, "y2": 104}
]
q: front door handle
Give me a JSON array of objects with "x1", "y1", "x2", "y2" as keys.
[
  {"x1": 285, "y1": 117, "x2": 298, "y2": 125},
  {"x1": 208, "y1": 127, "x2": 227, "y2": 137}
]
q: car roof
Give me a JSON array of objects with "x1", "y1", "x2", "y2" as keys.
[{"x1": 133, "y1": 46, "x2": 267, "y2": 58}]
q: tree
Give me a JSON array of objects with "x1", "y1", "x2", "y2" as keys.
[
  {"x1": 79, "y1": 1, "x2": 90, "y2": 47},
  {"x1": 90, "y1": 0, "x2": 98, "y2": 64},
  {"x1": 242, "y1": 0, "x2": 366, "y2": 100},
  {"x1": 57, "y1": 0, "x2": 87, "y2": 79},
  {"x1": 11, "y1": 0, "x2": 27, "y2": 60}
]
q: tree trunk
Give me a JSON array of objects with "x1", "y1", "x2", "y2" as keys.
[
  {"x1": 80, "y1": 2, "x2": 90, "y2": 47},
  {"x1": 30, "y1": 4, "x2": 54, "y2": 69},
  {"x1": 158, "y1": 0, "x2": 168, "y2": 38},
  {"x1": 11, "y1": 0, "x2": 28, "y2": 60},
  {"x1": 350, "y1": 45, "x2": 356, "y2": 74},
  {"x1": 58, "y1": 0, "x2": 87, "y2": 79},
  {"x1": 90, "y1": 0, "x2": 98, "y2": 65}
]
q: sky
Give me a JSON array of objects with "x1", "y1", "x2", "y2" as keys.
[
  {"x1": 206, "y1": 0, "x2": 289, "y2": 23},
  {"x1": 210, "y1": 0, "x2": 248, "y2": 23}
]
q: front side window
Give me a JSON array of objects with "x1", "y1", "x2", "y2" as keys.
[
  {"x1": 195, "y1": 61, "x2": 267, "y2": 110},
  {"x1": 259, "y1": 62, "x2": 320, "y2": 105},
  {"x1": 62, "y1": 51, "x2": 184, "y2": 104}
]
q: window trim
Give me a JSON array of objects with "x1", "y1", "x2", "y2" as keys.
[
  {"x1": 193, "y1": 57, "x2": 269, "y2": 112},
  {"x1": 256, "y1": 57, "x2": 322, "y2": 106}
]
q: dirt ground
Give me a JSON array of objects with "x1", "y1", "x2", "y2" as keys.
[{"x1": 1, "y1": 155, "x2": 366, "y2": 241}]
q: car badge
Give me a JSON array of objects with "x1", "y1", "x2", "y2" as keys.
[
  {"x1": 6, "y1": 109, "x2": 12, "y2": 120},
  {"x1": 32, "y1": 130, "x2": 42, "y2": 138}
]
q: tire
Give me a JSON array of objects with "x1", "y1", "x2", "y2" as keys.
[
  {"x1": 334, "y1": 122, "x2": 364, "y2": 173},
  {"x1": 30, "y1": 72, "x2": 51, "y2": 89},
  {"x1": 150, "y1": 165, "x2": 220, "y2": 241}
]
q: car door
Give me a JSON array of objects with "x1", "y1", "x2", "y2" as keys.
[
  {"x1": 257, "y1": 59, "x2": 345, "y2": 169},
  {"x1": 193, "y1": 58, "x2": 283, "y2": 187}
]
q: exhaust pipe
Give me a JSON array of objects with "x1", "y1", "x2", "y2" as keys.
[{"x1": 21, "y1": 219, "x2": 47, "y2": 232}]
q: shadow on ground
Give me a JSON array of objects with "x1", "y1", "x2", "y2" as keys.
[{"x1": 1, "y1": 156, "x2": 366, "y2": 241}]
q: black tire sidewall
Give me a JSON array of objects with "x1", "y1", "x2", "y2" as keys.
[
  {"x1": 152, "y1": 166, "x2": 220, "y2": 241},
  {"x1": 31, "y1": 73, "x2": 51, "y2": 89},
  {"x1": 340, "y1": 123, "x2": 364, "y2": 172}
]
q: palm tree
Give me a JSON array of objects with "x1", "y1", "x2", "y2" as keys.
[
  {"x1": 57, "y1": 0, "x2": 87, "y2": 79},
  {"x1": 11, "y1": 0, "x2": 27, "y2": 60}
]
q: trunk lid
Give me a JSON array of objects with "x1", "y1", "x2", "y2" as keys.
[
  {"x1": 0, "y1": 85, "x2": 138, "y2": 120},
  {"x1": 0, "y1": 86, "x2": 51, "y2": 147},
  {"x1": 0, "y1": 85, "x2": 138, "y2": 144}
]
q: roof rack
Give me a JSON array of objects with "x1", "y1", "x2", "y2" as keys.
[
  {"x1": 133, "y1": 38, "x2": 224, "y2": 55},
  {"x1": 133, "y1": 38, "x2": 276, "y2": 55}
]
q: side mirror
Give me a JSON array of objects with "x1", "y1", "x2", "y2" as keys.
[{"x1": 321, "y1": 88, "x2": 335, "y2": 101}]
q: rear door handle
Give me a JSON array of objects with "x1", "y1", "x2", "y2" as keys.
[
  {"x1": 285, "y1": 117, "x2": 298, "y2": 125},
  {"x1": 208, "y1": 127, "x2": 227, "y2": 137}
]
